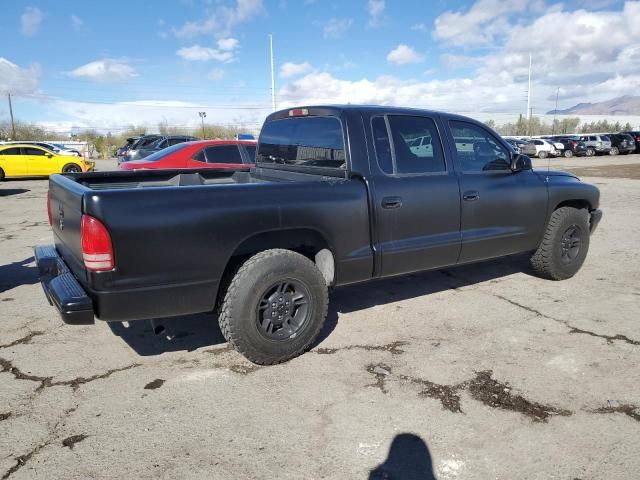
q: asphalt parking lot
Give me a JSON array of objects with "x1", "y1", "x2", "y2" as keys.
[{"x1": 1, "y1": 156, "x2": 639, "y2": 479}]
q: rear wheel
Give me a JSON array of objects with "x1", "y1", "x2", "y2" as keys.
[
  {"x1": 530, "y1": 207, "x2": 590, "y2": 280},
  {"x1": 62, "y1": 163, "x2": 82, "y2": 174},
  {"x1": 563, "y1": 149, "x2": 573, "y2": 158},
  {"x1": 218, "y1": 249, "x2": 328, "y2": 364},
  {"x1": 538, "y1": 150, "x2": 548, "y2": 159},
  {"x1": 586, "y1": 147, "x2": 595, "y2": 157},
  {"x1": 609, "y1": 146, "x2": 619, "y2": 156}
]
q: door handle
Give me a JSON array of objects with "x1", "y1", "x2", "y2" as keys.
[
  {"x1": 463, "y1": 191, "x2": 480, "y2": 201},
  {"x1": 382, "y1": 196, "x2": 403, "y2": 209}
]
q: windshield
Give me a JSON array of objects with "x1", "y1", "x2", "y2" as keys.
[
  {"x1": 138, "y1": 142, "x2": 192, "y2": 162},
  {"x1": 257, "y1": 116, "x2": 346, "y2": 169}
]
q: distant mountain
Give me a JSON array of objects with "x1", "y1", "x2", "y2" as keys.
[{"x1": 547, "y1": 95, "x2": 640, "y2": 115}]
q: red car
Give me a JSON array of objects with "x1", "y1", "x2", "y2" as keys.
[{"x1": 119, "y1": 140, "x2": 255, "y2": 170}]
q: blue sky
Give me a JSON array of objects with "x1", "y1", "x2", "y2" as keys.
[{"x1": 0, "y1": 0, "x2": 637, "y2": 133}]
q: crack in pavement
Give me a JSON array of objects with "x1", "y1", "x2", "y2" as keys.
[
  {"x1": 365, "y1": 363, "x2": 392, "y2": 394},
  {"x1": 2, "y1": 406, "x2": 78, "y2": 480},
  {"x1": 567, "y1": 327, "x2": 640, "y2": 346},
  {"x1": 591, "y1": 404, "x2": 640, "y2": 422},
  {"x1": 0, "y1": 412, "x2": 11, "y2": 421},
  {"x1": 0, "y1": 331, "x2": 45, "y2": 349},
  {"x1": 399, "y1": 373, "x2": 464, "y2": 413},
  {"x1": 315, "y1": 341, "x2": 408, "y2": 356},
  {"x1": 441, "y1": 268, "x2": 640, "y2": 347},
  {"x1": 0, "y1": 358, "x2": 140, "y2": 392},
  {"x1": 366, "y1": 365, "x2": 571, "y2": 422}
]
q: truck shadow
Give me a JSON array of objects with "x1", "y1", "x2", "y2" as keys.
[
  {"x1": 0, "y1": 256, "x2": 39, "y2": 294},
  {"x1": 110, "y1": 254, "x2": 532, "y2": 357},
  {"x1": 0, "y1": 188, "x2": 30, "y2": 197}
]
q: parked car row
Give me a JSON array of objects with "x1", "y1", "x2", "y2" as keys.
[{"x1": 504, "y1": 131, "x2": 639, "y2": 158}]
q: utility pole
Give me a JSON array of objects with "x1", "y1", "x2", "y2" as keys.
[
  {"x1": 552, "y1": 87, "x2": 559, "y2": 135},
  {"x1": 526, "y1": 53, "x2": 532, "y2": 136},
  {"x1": 269, "y1": 34, "x2": 276, "y2": 112},
  {"x1": 198, "y1": 111, "x2": 207, "y2": 139},
  {"x1": 7, "y1": 93, "x2": 16, "y2": 139}
]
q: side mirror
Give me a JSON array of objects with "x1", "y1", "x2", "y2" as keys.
[
  {"x1": 510, "y1": 153, "x2": 531, "y2": 172},
  {"x1": 46, "y1": 153, "x2": 53, "y2": 158}
]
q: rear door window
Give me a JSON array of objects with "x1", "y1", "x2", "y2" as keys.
[
  {"x1": 257, "y1": 116, "x2": 345, "y2": 169},
  {"x1": 387, "y1": 115, "x2": 445, "y2": 174},
  {"x1": 204, "y1": 145, "x2": 243, "y2": 164}
]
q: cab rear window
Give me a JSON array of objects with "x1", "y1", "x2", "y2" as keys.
[{"x1": 257, "y1": 116, "x2": 346, "y2": 169}]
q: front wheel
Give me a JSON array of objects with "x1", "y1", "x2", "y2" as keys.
[
  {"x1": 538, "y1": 150, "x2": 548, "y2": 159},
  {"x1": 563, "y1": 149, "x2": 573, "y2": 158},
  {"x1": 62, "y1": 163, "x2": 82, "y2": 173},
  {"x1": 530, "y1": 207, "x2": 590, "y2": 280},
  {"x1": 218, "y1": 249, "x2": 328, "y2": 364}
]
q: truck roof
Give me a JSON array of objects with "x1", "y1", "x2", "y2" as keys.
[{"x1": 267, "y1": 104, "x2": 477, "y2": 123}]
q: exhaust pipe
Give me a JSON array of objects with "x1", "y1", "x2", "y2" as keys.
[{"x1": 150, "y1": 319, "x2": 166, "y2": 336}]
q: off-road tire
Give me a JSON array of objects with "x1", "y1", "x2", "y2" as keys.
[
  {"x1": 563, "y1": 149, "x2": 573, "y2": 158},
  {"x1": 530, "y1": 207, "x2": 590, "y2": 280},
  {"x1": 538, "y1": 150, "x2": 548, "y2": 159},
  {"x1": 218, "y1": 249, "x2": 328, "y2": 365},
  {"x1": 62, "y1": 163, "x2": 82, "y2": 174}
]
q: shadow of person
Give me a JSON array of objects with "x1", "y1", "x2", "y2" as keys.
[
  {"x1": 0, "y1": 256, "x2": 38, "y2": 293},
  {"x1": 369, "y1": 433, "x2": 435, "y2": 480}
]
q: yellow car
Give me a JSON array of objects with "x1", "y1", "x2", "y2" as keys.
[{"x1": 0, "y1": 144, "x2": 93, "y2": 181}]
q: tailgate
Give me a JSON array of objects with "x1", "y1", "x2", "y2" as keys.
[{"x1": 48, "y1": 174, "x2": 89, "y2": 286}]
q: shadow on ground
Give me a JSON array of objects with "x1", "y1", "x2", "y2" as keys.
[
  {"x1": 369, "y1": 433, "x2": 435, "y2": 480},
  {"x1": 0, "y1": 257, "x2": 38, "y2": 293},
  {"x1": 0, "y1": 188, "x2": 30, "y2": 197},
  {"x1": 111, "y1": 254, "x2": 531, "y2": 357},
  {"x1": 108, "y1": 312, "x2": 226, "y2": 356}
]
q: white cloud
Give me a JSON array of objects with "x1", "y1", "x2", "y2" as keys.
[
  {"x1": 367, "y1": 0, "x2": 385, "y2": 27},
  {"x1": 323, "y1": 18, "x2": 353, "y2": 39},
  {"x1": 280, "y1": 62, "x2": 312, "y2": 78},
  {"x1": 71, "y1": 14, "x2": 83, "y2": 30},
  {"x1": 176, "y1": 45, "x2": 235, "y2": 62},
  {"x1": 217, "y1": 37, "x2": 239, "y2": 51},
  {"x1": 69, "y1": 59, "x2": 137, "y2": 82},
  {"x1": 387, "y1": 44, "x2": 424, "y2": 65},
  {"x1": 173, "y1": 0, "x2": 263, "y2": 38},
  {"x1": 21, "y1": 7, "x2": 44, "y2": 36},
  {"x1": 208, "y1": 68, "x2": 225, "y2": 81},
  {"x1": 0, "y1": 58, "x2": 40, "y2": 95},
  {"x1": 433, "y1": 0, "x2": 530, "y2": 46}
]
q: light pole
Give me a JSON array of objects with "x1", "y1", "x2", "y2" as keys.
[{"x1": 198, "y1": 111, "x2": 207, "y2": 139}]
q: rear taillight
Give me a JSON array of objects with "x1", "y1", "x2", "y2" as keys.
[
  {"x1": 288, "y1": 108, "x2": 309, "y2": 117},
  {"x1": 46, "y1": 191, "x2": 53, "y2": 225},
  {"x1": 81, "y1": 215, "x2": 114, "y2": 271}
]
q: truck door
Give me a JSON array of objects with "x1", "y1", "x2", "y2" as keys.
[
  {"x1": 369, "y1": 114, "x2": 461, "y2": 277},
  {"x1": 446, "y1": 120, "x2": 547, "y2": 263}
]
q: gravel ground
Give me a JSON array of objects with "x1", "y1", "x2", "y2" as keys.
[{"x1": 0, "y1": 155, "x2": 639, "y2": 479}]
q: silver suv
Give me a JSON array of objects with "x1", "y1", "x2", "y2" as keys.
[{"x1": 578, "y1": 134, "x2": 612, "y2": 156}]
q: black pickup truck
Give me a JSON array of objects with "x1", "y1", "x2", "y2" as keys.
[{"x1": 36, "y1": 105, "x2": 602, "y2": 364}]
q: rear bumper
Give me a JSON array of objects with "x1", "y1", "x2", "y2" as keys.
[
  {"x1": 590, "y1": 209, "x2": 603, "y2": 234},
  {"x1": 34, "y1": 245, "x2": 95, "y2": 325}
]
